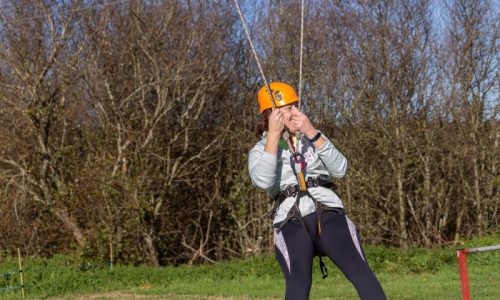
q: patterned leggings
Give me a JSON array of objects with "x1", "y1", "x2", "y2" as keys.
[{"x1": 274, "y1": 210, "x2": 387, "y2": 300}]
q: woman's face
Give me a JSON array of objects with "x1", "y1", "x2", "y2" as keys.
[{"x1": 280, "y1": 103, "x2": 299, "y2": 134}]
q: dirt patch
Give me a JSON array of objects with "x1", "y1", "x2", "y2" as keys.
[{"x1": 48, "y1": 291, "x2": 271, "y2": 300}]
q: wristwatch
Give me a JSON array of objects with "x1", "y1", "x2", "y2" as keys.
[{"x1": 309, "y1": 131, "x2": 322, "y2": 143}]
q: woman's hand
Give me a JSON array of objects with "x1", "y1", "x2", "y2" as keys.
[
  {"x1": 289, "y1": 106, "x2": 317, "y2": 139},
  {"x1": 268, "y1": 108, "x2": 286, "y2": 137},
  {"x1": 264, "y1": 108, "x2": 286, "y2": 154}
]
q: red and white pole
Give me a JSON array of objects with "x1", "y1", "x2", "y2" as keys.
[{"x1": 457, "y1": 245, "x2": 500, "y2": 300}]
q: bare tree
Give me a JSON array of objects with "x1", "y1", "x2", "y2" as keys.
[
  {"x1": 0, "y1": 0, "x2": 497, "y2": 263},
  {"x1": 0, "y1": 0, "x2": 91, "y2": 248},
  {"x1": 442, "y1": 0, "x2": 499, "y2": 237}
]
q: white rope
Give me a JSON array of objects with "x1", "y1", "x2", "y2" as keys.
[
  {"x1": 232, "y1": 0, "x2": 276, "y2": 109},
  {"x1": 298, "y1": 0, "x2": 304, "y2": 109},
  {"x1": 295, "y1": 0, "x2": 306, "y2": 145}
]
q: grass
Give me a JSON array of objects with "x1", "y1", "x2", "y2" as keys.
[{"x1": 0, "y1": 235, "x2": 498, "y2": 299}]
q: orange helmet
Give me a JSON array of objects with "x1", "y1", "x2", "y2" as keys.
[{"x1": 257, "y1": 82, "x2": 299, "y2": 113}]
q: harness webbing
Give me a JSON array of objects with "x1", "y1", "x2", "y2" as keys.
[{"x1": 276, "y1": 185, "x2": 332, "y2": 279}]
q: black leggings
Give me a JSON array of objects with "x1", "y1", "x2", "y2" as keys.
[{"x1": 274, "y1": 210, "x2": 387, "y2": 300}]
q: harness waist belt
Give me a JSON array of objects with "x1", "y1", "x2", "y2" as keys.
[{"x1": 274, "y1": 178, "x2": 337, "y2": 203}]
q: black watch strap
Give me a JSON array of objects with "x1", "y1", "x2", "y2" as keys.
[{"x1": 309, "y1": 131, "x2": 322, "y2": 143}]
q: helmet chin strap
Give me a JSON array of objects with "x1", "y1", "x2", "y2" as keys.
[
  {"x1": 295, "y1": 131, "x2": 304, "y2": 150},
  {"x1": 281, "y1": 127, "x2": 303, "y2": 150},
  {"x1": 284, "y1": 126, "x2": 303, "y2": 151},
  {"x1": 282, "y1": 131, "x2": 289, "y2": 141}
]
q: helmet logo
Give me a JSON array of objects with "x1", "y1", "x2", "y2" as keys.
[{"x1": 271, "y1": 89, "x2": 286, "y2": 106}]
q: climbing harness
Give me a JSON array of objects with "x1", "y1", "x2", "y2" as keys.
[
  {"x1": 272, "y1": 172, "x2": 340, "y2": 279},
  {"x1": 275, "y1": 134, "x2": 342, "y2": 279}
]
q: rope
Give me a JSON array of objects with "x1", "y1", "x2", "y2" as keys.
[
  {"x1": 231, "y1": 0, "x2": 276, "y2": 109},
  {"x1": 295, "y1": 0, "x2": 306, "y2": 145},
  {"x1": 298, "y1": 0, "x2": 305, "y2": 109}
]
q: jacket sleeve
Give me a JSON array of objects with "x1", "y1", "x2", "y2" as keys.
[
  {"x1": 248, "y1": 146, "x2": 278, "y2": 191},
  {"x1": 315, "y1": 135, "x2": 348, "y2": 178}
]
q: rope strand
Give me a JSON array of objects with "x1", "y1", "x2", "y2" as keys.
[
  {"x1": 298, "y1": 0, "x2": 304, "y2": 109},
  {"x1": 295, "y1": 0, "x2": 306, "y2": 146},
  {"x1": 232, "y1": 0, "x2": 276, "y2": 109}
]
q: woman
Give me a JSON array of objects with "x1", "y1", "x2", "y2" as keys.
[{"x1": 248, "y1": 82, "x2": 386, "y2": 300}]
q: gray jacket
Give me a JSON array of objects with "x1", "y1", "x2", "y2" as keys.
[{"x1": 248, "y1": 132, "x2": 348, "y2": 224}]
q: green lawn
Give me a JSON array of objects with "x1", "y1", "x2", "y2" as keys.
[{"x1": 1, "y1": 235, "x2": 498, "y2": 299}]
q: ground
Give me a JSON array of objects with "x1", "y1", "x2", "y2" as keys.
[{"x1": 48, "y1": 292, "x2": 275, "y2": 300}]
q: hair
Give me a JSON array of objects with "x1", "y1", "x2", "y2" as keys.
[{"x1": 255, "y1": 109, "x2": 272, "y2": 138}]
